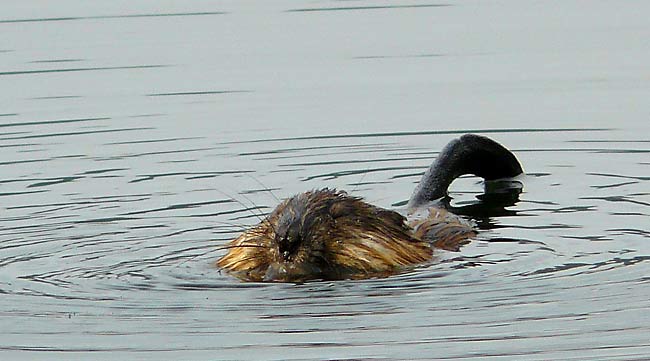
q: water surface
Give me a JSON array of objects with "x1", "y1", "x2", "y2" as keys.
[{"x1": 1, "y1": 1, "x2": 649, "y2": 360}]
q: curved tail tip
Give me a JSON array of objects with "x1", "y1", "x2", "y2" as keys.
[
  {"x1": 458, "y1": 134, "x2": 523, "y2": 180},
  {"x1": 407, "y1": 134, "x2": 523, "y2": 209}
]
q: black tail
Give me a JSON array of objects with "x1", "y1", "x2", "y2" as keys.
[{"x1": 407, "y1": 134, "x2": 523, "y2": 209}]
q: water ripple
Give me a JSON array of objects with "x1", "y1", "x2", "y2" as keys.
[
  {"x1": 0, "y1": 11, "x2": 226, "y2": 24},
  {"x1": 0, "y1": 65, "x2": 168, "y2": 77},
  {"x1": 286, "y1": 4, "x2": 451, "y2": 13},
  {"x1": 2, "y1": 1, "x2": 649, "y2": 359},
  {"x1": 219, "y1": 128, "x2": 611, "y2": 145}
]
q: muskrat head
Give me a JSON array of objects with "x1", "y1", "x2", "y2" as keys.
[
  {"x1": 263, "y1": 191, "x2": 332, "y2": 282},
  {"x1": 216, "y1": 190, "x2": 339, "y2": 282},
  {"x1": 275, "y1": 205, "x2": 305, "y2": 261}
]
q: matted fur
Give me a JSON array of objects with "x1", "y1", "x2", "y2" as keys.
[{"x1": 409, "y1": 208, "x2": 476, "y2": 252}]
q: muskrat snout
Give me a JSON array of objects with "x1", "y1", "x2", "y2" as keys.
[
  {"x1": 263, "y1": 261, "x2": 324, "y2": 282},
  {"x1": 275, "y1": 213, "x2": 304, "y2": 261}
]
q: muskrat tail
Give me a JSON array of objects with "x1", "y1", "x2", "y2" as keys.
[
  {"x1": 410, "y1": 208, "x2": 477, "y2": 252},
  {"x1": 407, "y1": 134, "x2": 523, "y2": 210}
]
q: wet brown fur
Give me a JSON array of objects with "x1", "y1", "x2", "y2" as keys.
[{"x1": 217, "y1": 188, "x2": 475, "y2": 282}]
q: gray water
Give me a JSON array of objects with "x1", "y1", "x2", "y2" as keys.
[{"x1": 2, "y1": 1, "x2": 649, "y2": 360}]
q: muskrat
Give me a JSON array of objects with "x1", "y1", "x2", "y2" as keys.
[{"x1": 217, "y1": 134, "x2": 523, "y2": 282}]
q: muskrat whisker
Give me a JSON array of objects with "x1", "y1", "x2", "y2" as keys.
[
  {"x1": 223, "y1": 254, "x2": 265, "y2": 267},
  {"x1": 175, "y1": 245, "x2": 230, "y2": 267},
  {"x1": 246, "y1": 174, "x2": 281, "y2": 203},
  {"x1": 210, "y1": 220, "x2": 250, "y2": 231},
  {"x1": 233, "y1": 189, "x2": 282, "y2": 237},
  {"x1": 214, "y1": 188, "x2": 266, "y2": 223},
  {"x1": 236, "y1": 190, "x2": 273, "y2": 225},
  {"x1": 217, "y1": 244, "x2": 267, "y2": 251},
  {"x1": 349, "y1": 168, "x2": 369, "y2": 196},
  {"x1": 232, "y1": 188, "x2": 280, "y2": 237}
]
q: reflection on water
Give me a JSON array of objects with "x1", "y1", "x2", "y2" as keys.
[{"x1": 2, "y1": 1, "x2": 650, "y2": 360}]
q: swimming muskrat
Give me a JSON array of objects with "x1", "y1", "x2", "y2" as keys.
[{"x1": 217, "y1": 134, "x2": 523, "y2": 282}]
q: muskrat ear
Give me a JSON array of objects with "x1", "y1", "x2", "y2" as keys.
[
  {"x1": 373, "y1": 209, "x2": 407, "y2": 228},
  {"x1": 329, "y1": 201, "x2": 355, "y2": 219}
]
